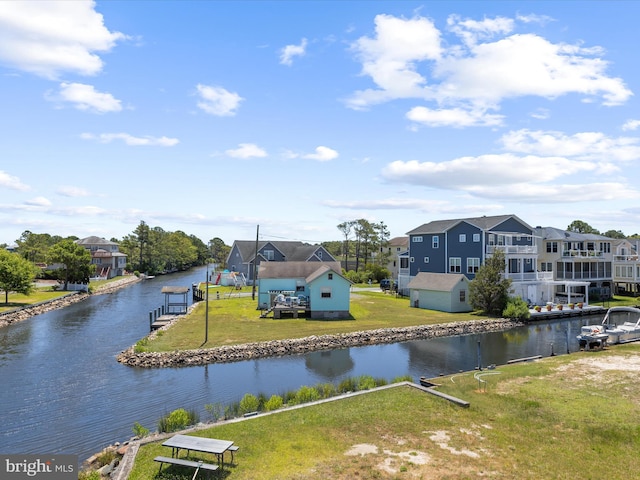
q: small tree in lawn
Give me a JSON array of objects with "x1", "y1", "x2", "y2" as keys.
[
  {"x1": 0, "y1": 250, "x2": 38, "y2": 304},
  {"x1": 48, "y1": 239, "x2": 95, "y2": 290},
  {"x1": 469, "y1": 250, "x2": 512, "y2": 316}
]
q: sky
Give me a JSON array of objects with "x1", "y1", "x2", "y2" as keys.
[{"x1": 1, "y1": 1, "x2": 640, "y2": 247}]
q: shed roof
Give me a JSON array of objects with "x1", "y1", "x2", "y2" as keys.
[{"x1": 407, "y1": 272, "x2": 469, "y2": 292}]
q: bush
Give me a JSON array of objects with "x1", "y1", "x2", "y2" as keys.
[
  {"x1": 337, "y1": 377, "x2": 357, "y2": 393},
  {"x1": 158, "y1": 408, "x2": 199, "y2": 433},
  {"x1": 502, "y1": 297, "x2": 531, "y2": 322},
  {"x1": 316, "y1": 383, "x2": 337, "y2": 399},
  {"x1": 132, "y1": 421, "x2": 149, "y2": 438},
  {"x1": 204, "y1": 403, "x2": 224, "y2": 422},
  {"x1": 357, "y1": 375, "x2": 377, "y2": 391},
  {"x1": 239, "y1": 393, "x2": 259, "y2": 414},
  {"x1": 293, "y1": 385, "x2": 320, "y2": 405},
  {"x1": 264, "y1": 395, "x2": 284, "y2": 411}
]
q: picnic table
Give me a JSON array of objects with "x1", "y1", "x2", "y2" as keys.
[{"x1": 162, "y1": 434, "x2": 236, "y2": 468}]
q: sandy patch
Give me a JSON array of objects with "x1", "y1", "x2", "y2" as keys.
[
  {"x1": 344, "y1": 443, "x2": 378, "y2": 456},
  {"x1": 427, "y1": 430, "x2": 481, "y2": 458}
]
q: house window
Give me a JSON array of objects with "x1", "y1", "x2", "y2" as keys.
[
  {"x1": 321, "y1": 287, "x2": 331, "y2": 298},
  {"x1": 467, "y1": 258, "x2": 480, "y2": 274},
  {"x1": 263, "y1": 249, "x2": 274, "y2": 260},
  {"x1": 473, "y1": 233, "x2": 480, "y2": 242},
  {"x1": 412, "y1": 236, "x2": 423, "y2": 243},
  {"x1": 459, "y1": 290, "x2": 466, "y2": 302},
  {"x1": 400, "y1": 257, "x2": 409, "y2": 268},
  {"x1": 410, "y1": 257, "x2": 415, "y2": 263},
  {"x1": 449, "y1": 257, "x2": 461, "y2": 273},
  {"x1": 459, "y1": 234, "x2": 466, "y2": 243},
  {"x1": 547, "y1": 242, "x2": 558, "y2": 253},
  {"x1": 540, "y1": 262, "x2": 552, "y2": 272},
  {"x1": 317, "y1": 250, "x2": 323, "y2": 259},
  {"x1": 328, "y1": 273, "x2": 333, "y2": 280},
  {"x1": 424, "y1": 257, "x2": 430, "y2": 263},
  {"x1": 599, "y1": 242, "x2": 611, "y2": 253},
  {"x1": 432, "y1": 236, "x2": 439, "y2": 249}
]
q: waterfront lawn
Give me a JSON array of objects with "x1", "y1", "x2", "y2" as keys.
[
  {"x1": 129, "y1": 345, "x2": 640, "y2": 479},
  {"x1": 0, "y1": 288, "x2": 71, "y2": 313},
  {"x1": 144, "y1": 289, "x2": 482, "y2": 351}
]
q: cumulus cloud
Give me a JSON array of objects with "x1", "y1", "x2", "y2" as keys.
[
  {"x1": 225, "y1": 143, "x2": 268, "y2": 158},
  {"x1": 406, "y1": 106, "x2": 503, "y2": 127},
  {"x1": 500, "y1": 129, "x2": 640, "y2": 162},
  {"x1": 302, "y1": 146, "x2": 339, "y2": 161},
  {"x1": 0, "y1": 0, "x2": 126, "y2": 79},
  {"x1": 346, "y1": 13, "x2": 632, "y2": 126},
  {"x1": 622, "y1": 119, "x2": 640, "y2": 131},
  {"x1": 0, "y1": 171, "x2": 30, "y2": 191},
  {"x1": 196, "y1": 84, "x2": 243, "y2": 116},
  {"x1": 280, "y1": 38, "x2": 308, "y2": 66},
  {"x1": 80, "y1": 132, "x2": 179, "y2": 146},
  {"x1": 47, "y1": 82, "x2": 122, "y2": 113}
]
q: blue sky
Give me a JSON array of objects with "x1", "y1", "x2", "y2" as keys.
[{"x1": 1, "y1": 1, "x2": 639, "y2": 246}]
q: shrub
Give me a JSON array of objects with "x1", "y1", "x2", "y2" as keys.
[
  {"x1": 293, "y1": 385, "x2": 320, "y2": 405},
  {"x1": 239, "y1": 393, "x2": 259, "y2": 414},
  {"x1": 502, "y1": 297, "x2": 531, "y2": 322},
  {"x1": 316, "y1": 383, "x2": 337, "y2": 399},
  {"x1": 357, "y1": 375, "x2": 377, "y2": 391},
  {"x1": 132, "y1": 421, "x2": 149, "y2": 438},
  {"x1": 264, "y1": 395, "x2": 284, "y2": 411},
  {"x1": 392, "y1": 375, "x2": 413, "y2": 383},
  {"x1": 337, "y1": 377, "x2": 357, "y2": 393},
  {"x1": 158, "y1": 408, "x2": 199, "y2": 433},
  {"x1": 204, "y1": 403, "x2": 224, "y2": 422}
]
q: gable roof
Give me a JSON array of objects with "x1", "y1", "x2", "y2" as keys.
[
  {"x1": 258, "y1": 261, "x2": 342, "y2": 279},
  {"x1": 230, "y1": 240, "x2": 335, "y2": 263},
  {"x1": 407, "y1": 272, "x2": 469, "y2": 292},
  {"x1": 536, "y1": 227, "x2": 611, "y2": 242},
  {"x1": 406, "y1": 214, "x2": 532, "y2": 235},
  {"x1": 76, "y1": 236, "x2": 119, "y2": 246}
]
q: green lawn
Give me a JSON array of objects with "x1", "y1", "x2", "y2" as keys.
[
  {"x1": 143, "y1": 289, "x2": 484, "y2": 351},
  {"x1": 127, "y1": 343, "x2": 640, "y2": 480},
  {"x1": 0, "y1": 288, "x2": 71, "y2": 313}
]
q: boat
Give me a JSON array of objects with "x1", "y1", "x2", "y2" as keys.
[
  {"x1": 577, "y1": 324, "x2": 608, "y2": 350},
  {"x1": 600, "y1": 306, "x2": 640, "y2": 344}
]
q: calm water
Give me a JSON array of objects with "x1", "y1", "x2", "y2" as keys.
[{"x1": 0, "y1": 267, "x2": 602, "y2": 461}]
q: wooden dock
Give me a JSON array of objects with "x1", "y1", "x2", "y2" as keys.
[{"x1": 151, "y1": 314, "x2": 176, "y2": 331}]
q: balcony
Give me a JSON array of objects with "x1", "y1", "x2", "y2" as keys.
[
  {"x1": 503, "y1": 271, "x2": 553, "y2": 282},
  {"x1": 562, "y1": 250, "x2": 603, "y2": 259},
  {"x1": 487, "y1": 245, "x2": 537, "y2": 255}
]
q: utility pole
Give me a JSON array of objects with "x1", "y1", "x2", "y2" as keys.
[
  {"x1": 252, "y1": 225, "x2": 259, "y2": 300},
  {"x1": 204, "y1": 242, "x2": 210, "y2": 344}
]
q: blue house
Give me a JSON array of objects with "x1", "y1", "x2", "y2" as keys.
[
  {"x1": 257, "y1": 261, "x2": 351, "y2": 319},
  {"x1": 226, "y1": 240, "x2": 336, "y2": 285},
  {"x1": 399, "y1": 214, "x2": 539, "y2": 302}
]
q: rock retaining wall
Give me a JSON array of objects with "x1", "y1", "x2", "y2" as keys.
[
  {"x1": 117, "y1": 318, "x2": 517, "y2": 368},
  {"x1": 0, "y1": 276, "x2": 141, "y2": 328}
]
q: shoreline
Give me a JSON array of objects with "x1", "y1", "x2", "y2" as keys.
[
  {"x1": 0, "y1": 275, "x2": 141, "y2": 329},
  {"x1": 116, "y1": 318, "x2": 518, "y2": 368}
]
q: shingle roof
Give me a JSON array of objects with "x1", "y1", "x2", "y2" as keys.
[
  {"x1": 231, "y1": 240, "x2": 334, "y2": 262},
  {"x1": 76, "y1": 236, "x2": 118, "y2": 246},
  {"x1": 407, "y1": 272, "x2": 469, "y2": 292},
  {"x1": 258, "y1": 261, "x2": 342, "y2": 279},
  {"x1": 406, "y1": 214, "x2": 531, "y2": 235},
  {"x1": 536, "y1": 227, "x2": 610, "y2": 241}
]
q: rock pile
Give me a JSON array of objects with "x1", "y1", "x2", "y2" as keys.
[{"x1": 117, "y1": 318, "x2": 516, "y2": 368}]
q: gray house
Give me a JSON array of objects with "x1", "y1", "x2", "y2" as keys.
[
  {"x1": 407, "y1": 272, "x2": 472, "y2": 313},
  {"x1": 226, "y1": 240, "x2": 336, "y2": 285},
  {"x1": 75, "y1": 236, "x2": 127, "y2": 278}
]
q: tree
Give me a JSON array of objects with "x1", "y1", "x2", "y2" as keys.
[
  {"x1": 48, "y1": 239, "x2": 95, "y2": 290},
  {"x1": 0, "y1": 250, "x2": 38, "y2": 304},
  {"x1": 337, "y1": 221, "x2": 354, "y2": 269},
  {"x1": 15, "y1": 231, "x2": 55, "y2": 263},
  {"x1": 468, "y1": 250, "x2": 512, "y2": 316},
  {"x1": 567, "y1": 220, "x2": 600, "y2": 235},
  {"x1": 208, "y1": 237, "x2": 230, "y2": 268},
  {"x1": 603, "y1": 229, "x2": 626, "y2": 239}
]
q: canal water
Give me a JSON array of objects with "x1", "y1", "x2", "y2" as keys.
[{"x1": 0, "y1": 267, "x2": 603, "y2": 461}]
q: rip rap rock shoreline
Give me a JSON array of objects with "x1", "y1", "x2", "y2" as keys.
[{"x1": 116, "y1": 318, "x2": 517, "y2": 368}]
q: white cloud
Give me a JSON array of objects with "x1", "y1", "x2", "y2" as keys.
[
  {"x1": 622, "y1": 119, "x2": 640, "y2": 131},
  {"x1": 24, "y1": 196, "x2": 52, "y2": 207},
  {"x1": 500, "y1": 129, "x2": 640, "y2": 162},
  {"x1": 302, "y1": 146, "x2": 339, "y2": 162},
  {"x1": 382, "y1": 153, "x2": 595, "y2": 189},
  {"x1": 346, "y1": 13, "x2": 632, "y2": 120},
  {"x1": 57, "y1": 186, "x2": 90, "y2": 197},
  {"x1": 225, "y1": 143, "x2": 268, "y2": 159},
  {"x1": 0, "y1": 0, "x2": 126, "y2": 79},
  {"x1": 47, "y1": 82, "x2": 122, "y2": 113},
  {"x1": 80, "y1": 132, "x2": 179, "y2": 146},
  {"x1": 280, "y1": 38, "x2": 307, "y2": 66},
  {"x1": 0, "y1": 170, "x2": 30, "y2": 191},
  {"x1": 406, "y1": 106, "x2": 503, "y2": 127},
  {"x1": 466, "y1": 182, "x2": 640, "y2": 203},
  {"x1": 196, "y1": 84, "x2": 243, "y2": 116}
]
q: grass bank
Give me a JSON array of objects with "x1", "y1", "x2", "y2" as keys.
[
  {"x1": 141, "y1": 289, "x2": 483, "y2": 352},
  {"x1": 128, "y1": 343, "x2": 640, "y2": 479},
  {"x1": 0, "y1": 288, "x2": 71, "y2": 313}
]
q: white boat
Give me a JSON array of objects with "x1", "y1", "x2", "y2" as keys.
[
  {"x1": 577, "y1": 324, "x2": 608, "y2": 350},
  {"x1": 600, "y1": 306, "x2": 640, "y2": 344}
]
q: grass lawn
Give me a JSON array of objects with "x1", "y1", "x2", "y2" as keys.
[
  {"x1": 0, "y1": 288, "x2": 72, "y2": 313},
  {"x1": 142, "y1": 289, "x2": 484, "y2": 352},
  {"x1": 128, "y1": 343, "x2": 640, "y2": 479}
]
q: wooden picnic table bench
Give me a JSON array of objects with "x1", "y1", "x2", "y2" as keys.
[{"x1": 154, "y1": 455, "x2": 219, "y2": 478}]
